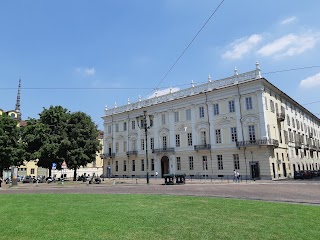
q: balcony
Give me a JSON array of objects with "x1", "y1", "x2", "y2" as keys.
[
  {"x1": 194, "y1": 144, "x2": 211, "y2": 151},
  {"x1": 152, "y1": 148, "x2": 175, "y2": 154},
  {"x1": 294, "y1": 142, "x2": 302, "y2": 149},
  {"x1": 100, "y1": 153, "x2": 116, "y2": 158},
  {"x1": 310, "y1": 145, "x2": 317, "y2": 151},
  {"x1": 236, "y1": 139, "x2": 279, "y2": 148},
  {"x1": 277, "y1": 112, "x2": 285, "y2": 122},
  {"x1": 309, "y1": 132, "x2": 314, "y2": 138},
  {"x1": 126, "y1": 151, "x2": 138, "y2": 156}
]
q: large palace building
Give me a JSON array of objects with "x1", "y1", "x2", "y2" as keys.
[{"x1": 102, "y1": 63, "x2": 320, "y2": 180}]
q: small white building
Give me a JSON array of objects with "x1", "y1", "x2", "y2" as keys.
[{"x1": 102, "y1": 63, "x2": 320, "y2": 180}]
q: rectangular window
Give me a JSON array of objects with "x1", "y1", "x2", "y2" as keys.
[
  {"x1": 141, "y1": 159, "x2": 144, "y2": 171},
  {"x1": 174, "y1": 111, "x2": 179, "y2": 122},
  {"x1": 200, "y1": 131, "x2": 207, "y2": 145},
  {"x1": 231, "y1": 127, "x2": 237, "y2": 142},
  {"x1": 189, "y1": 156, "x2": 194, "y2": 170},
  {"x1": 150, "y1": 138, "x2": 154, "y2": 150},
  {"x1": 116, "y1": 142, "x2": 119, "y2": 153},
  {"x1": 248, "y1": 125, "x2": 256, "y2": 141},
  {"x1": 162, "y1": 136, "x2": 167, "y2": 149},
  {"x1": 246, "y1": 97, "x2": 253, "y2": 110},
  {"x1": 108, "y1": 125, "x2": 112, "y2": 134},
  {"x1": 270, "y1": 100, "x2": 275, "y2": 113},
  {"x1": 123, "y1": 160, "x2": 127, "y2": 172},
  {"x1": 161, "y1": 114, "x2": 166, "y2": 125},
  {"x1": 132, "y1": 160, "x2": 135, "y2": 171},
  {"x1": 132, "y1": 139, "x2": 136, "y2": 151},
  {"x1": 217, "y1": 155, "x2": 223, "y2": 170},
  {"x1": 123, "y1": 122, "x2": 127, "y2": 131},
  {"x1": 141, "y1": 139, "x2": 145, "y2": 151},
  {"x1": 233, "y1": 154, "x2": 240, "y2": 170},
  {"x1": 202, "y1": 156, "x2": 208, "y2": 170},
  {"x1": 229, "y1": 100, "x2": 235, "y2": 113},
  {"x1": 265, "y1": 97, "x2": 268, "y2": 110},
  {"x1": 115, "y1": 161, "x2": 118, "y2": 171},
  {"x1": 213, "y1": 103, "x2": 219, "y2": 115},
  {"x1": 187, "y1": 133, "x2": 193, "y2": 146},
  {"x1": 186, "y1": 109, "x2": 191, "y2": 121},
  {"x1": 176, "y1": 157, "x2": 181, "y2": 170},
  {"x1": 31, "y1": 168, "x2": 35, "y2": 174},
  {"x1": 199, "y1": 106, "x2": 204, "y2": 118},
  {"x1": 151, "y1": 159, "x2": 154, "y2": 171},
  {"x1": 215, "y1": 129, "x2": 221, "y2": 144},
  {"x1": 175, "y1": 134, "x2": 180, "y2": 147},
  {"x1": 123, "y1": 141, "x2": 127, "y2": 152},
  {"x1": 132, "y1": 120, "x2": 135, "y2": 130},
  {"x1": 116, "y1": 124, "x2": 119, "y2": 132}
]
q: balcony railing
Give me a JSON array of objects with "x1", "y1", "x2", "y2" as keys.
[
  {"x1": 294, "y1": 142, "x2": 302, "y2": 149},
  {"x1": 309, "y1": 132, "x2": 314, "y2": 138},
  {"x1": 310, "y1": 145, "x2": 317, "y2": 151},
  {"x1": 277, "y1": 112, "x2": 285, "y2": 122},
  {"x1": 194, "y1": 144, "x2": 211, "y2": 151},
  {"x1": 126, "y1": 151, "x2": 138, "y2": 156},
  {"x1": 152, "y1": 148, "x2": 175, "y2": 154},
  {"x1": 100, "y1": 153, "x2": 116, "y2": 158},
  {"x1": 236, "y1": 139, "x2": 279, "y2": 148}
]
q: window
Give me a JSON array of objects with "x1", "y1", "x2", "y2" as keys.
[
  {"x1": 248, "y1": 125, "x2": 256, "y2": 141},
  {"x1": 199, "y1": 106, "x2": 204, "y2": 118},
  {"x1": 108, "y1": 125, "x2": 112, "y2": 134},
  {"x1": 151, "y1": 159, "x2": 154, "y2": 171},
  {"x1": 31, "y1": 168, "x2": 35, "y2": 174},
  {"x1": 123, "y1": 160, "x2": 127, "y2": 171},
  {"x1": 296, "y1": 120, "x2": 300, "y2": 130},
  {"x1": 270, "y1": 100, "x2": 275, "y2": 113},
  {"x1": 132, "y1": 160, "x2": 135, "y2": 171},
  {"x1": 186, "y1": 109, "x2": 191, "y2": 121},
  {"x1": 213, "y1": 103, "x2": 219, "y2": 115},
  {"x1": 115, "y1": 161, "x2": 118, "y2": 171},
  {"x1": 141, "y1": 139, "x2": 145, "y2": 151},
  {"x1": 215, "y1": 129, "x2": 221, "y2": 143},
  {"x1": 123, "y1": 141, "x2": 127, "y2": 152},
  {"x1": 123, "y1": 122, "x2": 127, "y2": 131},
  {"x1": 132, "y1": 139, "x2": 137, "y2": 151},
  {"x1": 187, "y1": 133, "x2": 193, "y2": 146},
  {"x1": 162, "y1": 136, "x2": 167, "y2": 148},
  {"x1": 231, "y1": 127, "x2": 237, "y2": 142},
  {"x1": 116, "y1": 142, "x2": 119, "y2": 153},
  {"x1": 292, "y1": 118, "x2": 295, "y2": 128},
  {"x1": 189, "y1": 156, "x2": 194, "y2": 170},
  {"x1": 132, "y1": 120, "x2": 135, "y2": 130},
  {"x1": 176, "y1": 157, "x2": 181, "y2": 170},
  {"x1": 175, "y1": 134, "x2": 180, "y2": 147},
  {"x1": 200, "y1": 131, "x2": 207, "y2": 145},
  {"x1": 161, "y1": 114, "x2": 166, "y2": 125},
  {"x1": 264, "y1": 97, "x2": 268, "y2": 110},
  {"x1": 141, "y1": 159, "x2": 145, "y2": 171},
  {"x1": 150, "y1": 138, "x2": 154, "y2": 150},
  {"x1": 287, "y1": 115, "x2": 290, "y2": 126},
  {"x1": 233, "y1": 154, "x2": 240, "y2": 170},
  {"x1": 174, "y1": 111, "x2": 179, "y2": 122},
  {"x1": 229, "y1": 100, "x2": 235, "y2": 113},
  {"x1": 116, "y1": 124, "x2": 119, "y2": 132},
  {"x1": 245, "y1": 97, "x2": 253, "y2": 110},
  {"x1": 202, "y1": 156, "x2": 208, "y2": 170},
  {"x1": 217, "y1": 155, "x2": 223, "y2": 170}
]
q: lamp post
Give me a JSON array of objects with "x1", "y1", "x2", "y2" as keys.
[{"x1": 137, "y1": 110, "x2": 153, "y2": 184}]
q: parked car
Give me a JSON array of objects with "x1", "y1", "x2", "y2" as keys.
[
  {"x1": 294, "y1": 171, "x2": 304, "y2": 179},
  {"x1": 22, "y1": 177, "x2": 32, "y2": 183}
]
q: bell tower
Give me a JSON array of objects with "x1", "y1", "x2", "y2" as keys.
[{"x1": 15, "y1": 78, "x2": 22, "y2": 121}]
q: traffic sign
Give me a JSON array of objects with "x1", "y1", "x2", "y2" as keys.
[
  {"x1": 61, "y1": 161, "x2": 67, "y2": 169},
  {"x1": 52, "y1": 163, "x2": 57, "y2": 170}
]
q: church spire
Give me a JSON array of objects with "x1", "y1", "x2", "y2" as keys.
[{"x1": 15, "y1": 78, "x2": 22, "y2": 121}]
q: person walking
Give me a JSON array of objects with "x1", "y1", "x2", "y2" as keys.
[
  {"x1": 155, "y1": 171, "x2": 158, "y2": 178},
  {"x1": 236, "y1": 171, "x2": 240, "y2": 183},
  {"x1": 233, "y1": 170, "x2": 237, "y2": 182}
]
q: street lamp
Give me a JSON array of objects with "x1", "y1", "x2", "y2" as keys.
[{"x1": 136, "y1": 110, "x2": 153, "y2": 184}]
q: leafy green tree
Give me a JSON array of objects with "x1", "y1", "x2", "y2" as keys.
[{"x1": 0, "y1": 114, "x2": 25, "y2": 177}]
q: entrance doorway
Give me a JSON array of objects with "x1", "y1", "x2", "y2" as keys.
[
  {"x1": 250, "y1": 162, "x2": 260, "y2": 180},
  {"x1": 282, "y1": 163, "x2": 287, "y2": 177},
  {"x1": 161, "y1": 156, "x2": 169, "y2": 177}
]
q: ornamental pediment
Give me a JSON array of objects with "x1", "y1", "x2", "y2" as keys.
[
  {"x1": 241, "y1": 114, "x2": 259, "y2": 124},
  {"x1": 195, "y1": 122, "x2": 209, "y2": 131},
  {"x1": 158, "y1": 127, "x2": 169, "y2": 135}
]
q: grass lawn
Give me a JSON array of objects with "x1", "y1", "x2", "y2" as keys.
[{"x1": 0, "y1": 194, "x2": 319, "y2": 240}]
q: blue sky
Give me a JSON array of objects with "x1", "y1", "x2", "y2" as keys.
[{"x1": 1, "y1": 0, "x2": 320, "y2": 129}]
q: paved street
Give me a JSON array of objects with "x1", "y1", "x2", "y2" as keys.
[{"x1": 1, "y1": 178, "x2": 319, "y2": 205}]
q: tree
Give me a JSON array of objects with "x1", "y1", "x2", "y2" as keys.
[
  {"x1": 63, "y1": 111, "x2": 101, "y2": 181},
  {"x1": 0, "y1": 114, "x2": 25, "y2": 177}
]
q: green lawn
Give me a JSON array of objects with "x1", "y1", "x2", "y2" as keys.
[{"x1": 0, "y1": 194, "x2": 319, "y2": 240}]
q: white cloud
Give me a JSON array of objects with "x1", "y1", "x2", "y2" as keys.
[
  {"x1": 299, "y1": 73, "x2": 320, "y2": 88},
  {"x1": 222, "y1": 34, "x2": 262, "y2": 60},
  {"x1": 257, "y1": 33, "x2": 319, "y2": 58},
  {"x1": 147, "y1": 87, "x2": 180, "y2": 99},
  {"x1": 281, "y1": 16, "x2": 297, "y2": 25},
  {"x1": 75, "y1": 67, "x2": 96, "y2": 76}
]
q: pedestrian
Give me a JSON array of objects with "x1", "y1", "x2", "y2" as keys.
[
  {"x1": 236, "y1": 171, "x2": 240, "y2": 182},
  {"x1": 0, "y1": 177, "x2": 2, "y2": 188},
  {"x1": 233, "y1": 170, "x2": 237, "y2": 182},
  {"x1": 155, "y1": 171, "x2": 158, "y2": 178}
]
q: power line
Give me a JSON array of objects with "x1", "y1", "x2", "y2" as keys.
[
  {"x1": 303, "y1": 100, "x2": 320, "y2": 106},
  {"x1": 263, "y1": 65, "x2": 320, "y2": 74},
  {"x1": 154, "y1": 0, "x2": 225, "y2": 90},
  {"x1": 0, "y1": 87, "x2": 153, "y2": 90}
]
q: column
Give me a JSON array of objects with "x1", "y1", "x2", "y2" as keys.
[
  {"x1": 234, "y1": 95, "x2": 243, "y2": 141},
  {"x1": 153, "y1": 112, "x2": 159, "y2": 149},
  {"x1": 168, "y1": 110, "x2": 175, "y2": 148},
  {"x1": 256, "y1": 89, "x2": 267, "y2": 139},
  {"x1": 191, "y1": 105, "x2": 198, "y2": 145}
]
